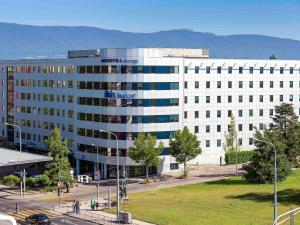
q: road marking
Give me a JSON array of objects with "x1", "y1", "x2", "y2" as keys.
[{"x1": 5, "y1": 209, "x2": 62, "y2": 221}]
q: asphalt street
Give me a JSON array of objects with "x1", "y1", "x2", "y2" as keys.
[{"x1": 17, "y1": 216, "x2": 98, "y2": 225}]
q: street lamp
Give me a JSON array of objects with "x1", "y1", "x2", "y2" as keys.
[
  {"x1": 4, "y1": 122, "x2": 25, "y2": 196},
  {"x1": 99, "y1": 130, "x2": 120, "y2": 222},
  {"x1": 253, "y1": 137, "x2": 277, "y2": 224},
  {"x1": 92, "y1": 143, "x2": 100, "y2": 202}
]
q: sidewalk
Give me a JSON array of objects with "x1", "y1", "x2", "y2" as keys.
[{"x1": 54, "y1": 200, "x2": 155, "y2": 225}]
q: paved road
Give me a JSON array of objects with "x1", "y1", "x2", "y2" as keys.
[{"x1": 17, "y1": 216, "x2": 97, "y2": 225}]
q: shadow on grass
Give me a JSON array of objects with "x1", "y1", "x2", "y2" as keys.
[
  {"x1": 227, "y1": 188, "x2": 300, "y2": 205},
  {"x1": 206, "y1": 178, "x2": 246, "y2": 185}
]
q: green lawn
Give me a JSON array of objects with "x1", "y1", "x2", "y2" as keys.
[{"x1": 118, "y1": 171, "x2": 300, "y2": 225}]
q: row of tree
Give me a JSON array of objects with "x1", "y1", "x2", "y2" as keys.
[
  {"x1": 244, "y1": 103, "x2": 300, "y2": 183},
  {"x1": 129, "y1": 127, "x2": 201, "y2": 178}
]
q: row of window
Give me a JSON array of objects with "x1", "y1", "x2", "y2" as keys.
[
  {"x1": 77, "y1": 113, "x2": 179, "y2": 123},
  {"x1": 77, "y1": 81, "x2": 179, "y2": 90},
  {"x1": 77, "y1": 65, "x2": 179, "y2": 74},
  {"x1": 12, "y1": 131, "x2": 74, "y2": 146},
  {"x1": 16, "y1": 79, "x2": 73, "y2": 88},
  {"x1": 185, "y1": 109, "x2": 280, "y2": 119},
  {"x1": 77, "y1": 129, "x2": 176, "y2": 140},
  {"x1": 203, "y1": 138, "x2": 254, "y2": 148},
  {"x1": 186, "y1": 66, "x2": 300, "y2": 74},
  {"x1": 186, "y1": 94, "x2": 299, "y2": 104},
  {"x1": 77, "y1": 143, "x2": 127, "y2": 157},
  {"x1": 194, "y1": 123, "x2": 267, "y2": 134},
  {"x1": 77, "y1": 97, "x2": 179, "y2": 107},
  {"x1": 17, "y1": 106, "x2": 74, "y2": 118},
  {"x1": 18, "y1": 93, "x2": 74, "y2": 103},
  {"x1": 16, "y1": 119, "x2": 74, "y2": 132},
  {"x1": 0, "y1": 65, "x2": 75, "y2": 74},
  {"x1": 187, "y1": 80, "x2": 300, "y2": 89}
]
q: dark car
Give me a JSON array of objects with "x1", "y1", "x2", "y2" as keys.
[{"x1": 25, "y1": 214, "x2": 51, "y2": 225}]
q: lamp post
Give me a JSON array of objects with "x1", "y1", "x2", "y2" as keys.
[
  {"x1": 99, "y1": 130, "x2": 120, "y2": 222},
  {"x1": 92, "y1": 143, "x2": 100, "y2": 202},
  {"x1": 4, "y1": 122, "x2": 25, "y2": 196},
  {"x1": 253, "y1": 137, "x2": 277, "y2": 224}
]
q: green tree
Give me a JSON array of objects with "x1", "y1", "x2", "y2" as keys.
[
  {"x1": 223, "y1": 115, "x2": 238, "y2": 153},
  {"x1": 169, "y1": 127, "x2": 202, "y2": 178},
  {"x1": 45, "y1": 128, "x2": 72, "y2": 187},
  {"x1": 244, "y1": 128, "x2": 291, "y2": 183},
  {"x1": 128, "y1": 133, "x2": 164, "y2": 179},
  {"x1": 272, "y1": 103, "x2": 300, "y2": 163},
  {"x1": 269, "y1": 54, "x2": 277, "y2": 60}
]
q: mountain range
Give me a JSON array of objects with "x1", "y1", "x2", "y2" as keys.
[{"x1": 0, "y1": 22, "x2": 299, "y2": 60}]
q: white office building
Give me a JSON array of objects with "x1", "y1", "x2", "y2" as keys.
[{"x1": 0, "y1": 48, "x2": 300, "y2": 178}]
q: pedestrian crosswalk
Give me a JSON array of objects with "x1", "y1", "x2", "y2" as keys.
[{"x1": 5, "y1": 209, "x2": 62, "y2": 221}]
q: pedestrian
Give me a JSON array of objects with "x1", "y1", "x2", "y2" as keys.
[
  {"x1": 77, "y1": 201, "x2": 81, "y2": 214},
  {"x1": 96, "y1": 202, "x2": 99, "y2": 210},
  {"x1": 72, "y1": 200, "x2": 76, "y2": 213}
]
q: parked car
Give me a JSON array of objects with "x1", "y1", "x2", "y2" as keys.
[{"x1": 25, "y1": 214, "x2": 51, "y2": 225}]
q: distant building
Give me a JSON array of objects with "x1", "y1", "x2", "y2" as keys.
[{"x1": 0, "y1": 48, "x2": 299, "y2": 178}]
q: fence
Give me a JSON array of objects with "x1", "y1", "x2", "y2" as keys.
[
  {"x1": 66, "y1": 206, "x2": 140, "y2": 225},
  {"x1": 273, "y1": 207, "x2": 300, "y2": 225}
]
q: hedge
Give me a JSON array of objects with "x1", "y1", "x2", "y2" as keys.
[{"x1": 225, "y1": 150, "x2": 255, "y2": 165}]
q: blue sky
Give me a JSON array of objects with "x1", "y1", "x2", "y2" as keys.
[{"x1": 0, "y1": 0, "x2": 299, "y2": 40}]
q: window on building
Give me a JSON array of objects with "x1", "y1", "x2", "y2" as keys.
[
  {"x1": 280, "y1": 81, "x2": 284, "y2": 88},
  {"x1": 280, "y1": 95, "x2": 283, "y2": 102},
  {"x1": 195, "y1": 66, "x2": 199, "y2": 74},
  {"x1": 217, "y1": 81, "x2": 221, "y2": 88},
  {"x1": 206, "y1": 96, "x2": 210, "y2": 103},
  {"x1": 239, "y1": 81, "x2": 243, "y2": 88},
  {"x1": 217, "y1": 66, "x2": 222, "y2": 74},
  {"x1": 206, "y1": 125, "x2": 210, "y2": 133},
  {"x1": 259, "y1": 81, "x2": 263, "y2": 88},
  {"x1": 228, "y1": 67, "x2": 233, "y2": 74},
  {"x1": 217, "y1": 96, "x2": 221, "y2": 103},
  {"x1": 280, "y1": 67, "x2": 284, "y2": 74},
  {"x1": 194, "y1": 126, "x2": 199, "y2": 133},
  {"x1": 249, "y1": 124, "x2": 253, "y2": 131},
  {"x1": 195, "y1": 81, "x2": 199, "y2": 88},
  {"x1": 249, "y1": 109, "x2": 253, "y2": 117},
  {"x1": 270, "y1": 67, "x2": 274, "y2": 74},
  {"x1": 228, "y1": 81, "x2": 232, "y2": 88},
  {"x1": 270, "y1": 81, "x2": 274, "y2": 88},
  {"x1": 259, "y1": 95, "x2": 263, "y2": 102},
  {"x1": 228, "y1": 110, "x2": 232, "y2": 117},
  {"x1": 195, "y1": 96, "x2": 199, "y2": 103},
  {"x1": 195, "y1": 111, "x2": 199, "y2": 118},
  {"x1": 249, "y1": 67, "x2": 254, "y2": 74},
  {"x1": 259, "y1": 109, "x2": 264, "y2": 116},
  {"x1": 206, "y1": 110, "x2": 210, "y2": 118},
  {"x1": 249, "y1": 95, "x2": 253, "y2": 102},
  {"x1": 260, "y1": 67, "x2": 264, "y2": 74},
  {"x1": 239, "y1": 67, "x2": 243, "y2": 74},
  {"x1": 249, "y1": 81, "x2": 253, "y2": 88},
  {"x1": 206, "y1": 140, "x2": 210, "y2": 147},
  {"x1": 206, "y1": 81, "x2": 210, "y2": 88},
  {"x1": 184, "y1": 96, "x2": 188, "y2": 104},
  {"x1": 239, "y1": 95, "x2": 243, "y2": 103},
  {"x1": 217, "y1": 139, "x2": 222, "y2": 147},
  {"x1": 290, "y1": 95, "x2": 293, "y2": 102},
  {"x1": 238, "y1": 110, "x2": 243, "y2": 117},
  {"x1": 217, "y1": 125, "x2": 221, "y2": 132},
  {"x1": 184, "y1": 111, "x2": 187, "y2": 119},
  {"x1": 290, "y1": 81, "x2": 293, "y2": 88},
  {"x1": 217, "y1": 110, "x2": 221, "y2": 118},
  {"x1": 270, "y1": 95, "x2": 274, "y2": 102},
  {"x1": 206, "y1": 66, "x2": 210, "y2": 74},
  {"x1": 238, "y1": 124, "x2": 243, "y2": 131},
  {"x1": 184, "y1": 81, "x2": 188, "y2": 89},
  {"x1": 269, "y1": 109, "x2": 274, "y2": 116}
]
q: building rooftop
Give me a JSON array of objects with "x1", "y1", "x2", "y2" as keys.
[{"x1": 0, "y1": 148, "x2": 52, "y2": 167}]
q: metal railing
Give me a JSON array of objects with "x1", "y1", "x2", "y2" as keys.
[
  {"x1": 66, "y1": 206, "x2": 140, "y2": 225},
  {"x1": 273, "y1": 207, "x2": 300, "y2": 225}
]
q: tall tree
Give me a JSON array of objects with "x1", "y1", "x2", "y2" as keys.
[
  {"x1": 269, "y1": 54, "x2": 277, "y2": 60},
  {"x1": 271, "y1": 103, "x2": 300, "y2": 163},
  {"x1": 169, "y1": 127, "x2": 201, "y2": 178},
  {"x1": 128, "y1": 133, "x2": 164, "y2": 179},
  {"x1": 244, "y1": 128, "x2": 291, "y2": 183},
  {"x1": 272, "y1": 103, "x2": 298, "y2": 139},
  {"x1": 45, "y1": 128, "x2": 72, "y2": 187},
  {"x1": 223, "y1": 115, "x2": 238, "y2": 152}
]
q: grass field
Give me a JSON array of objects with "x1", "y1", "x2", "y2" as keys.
[{"x1": 117, "y1": 171, "x2": 300, "y2": 225}]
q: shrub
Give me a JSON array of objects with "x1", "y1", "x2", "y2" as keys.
[
  {"x1": 36, "y1": 174, "x2": 51, "y2": 188},
  {"x1": 225, "y1": 150, "x2": 255, "y2": 165},
  {"x1": 3, "y1": 175, "x2": 20, "y2": 186},
  {"x1": 26, "y1": 177, "x2": 37, "y2": 188}
]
